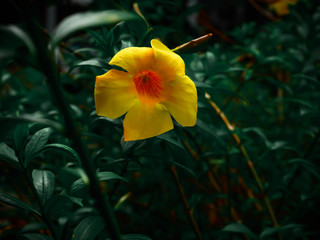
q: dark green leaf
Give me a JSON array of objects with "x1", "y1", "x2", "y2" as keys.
[
  {"x1": 32, "y1": 169, "x2": 55, "y2": 205},
  {"x1": 44, "y1": 194, "x2": 74, "y2": 216},
  {"x1": 13, "y1": 123, "x2": 29, "y2": 160},
  {"x1": 0, "y1": 25, "x2": 36, "y2": 55},
  {"x1": 120, "y1": 136, "x2": 147, "y2": 156},
  {"x1": 72, "y1": 215, "x2": 105, "y2": 240},
  {"x1": 284, "y1": 98, "x2": 315, "y2": 110},
  {"x1": 18, "y1": 233, "x2": 53, "y2": 240},
  {"x1": 0, "y1": 143, "x2": 20, "y2": 168},
  {"x1": 71, "y1": 171, "x2": 126, "y2": 195},
  {"x1": 287, "y1": 159, "x2": 320, "y2": 180},
  {"x1": 194, "y1": 81, "x2": 214, "y2": 90},
  {"x1": 68, "y1": 59, "x2": 108, "y2": 73},
  {"x1": 222, "y1": 223, "x2": 257, "y2": 239},
  {"x1": 60, "y1": 191, "x2": 83, "y2": 207},
  {"x1": 0, "y1": 117, "x2": 61, "y2": 142},
  {"x1": 20, "y1": 222, "x2": 47, "y2": 233},
  {"x1": 97, "y1": 171, "x2": 128, "y2": 182},
  {"x1": 24, "y1": 128, "x2": 53, "y2": 167},
  {"x1": 52, "y1": 10, "x2": 137, "y2": 47},
  {"x1": 260, "y1": 224, "x2": 304, "y2": 239},
  {"x1": 41, "y1": 143, "x2": 81, "y2": 165},
  {"x1": 156, "y1": 132, "x2": 186, "y2": 152},
  {"x1": 0, "y1": 192, "x2": 40, "y2": 215},
  {"x1": 196, "y1": 120, "x2": 227, "y2": 150},
  {"x1": 0, "y1": 117, "x2": 29, "y2": 141},
  {"x1": 169, "y1": 159, "x2": 198, "y2": 181}
]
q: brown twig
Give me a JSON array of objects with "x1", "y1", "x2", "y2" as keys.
[
  {"x1": 181, "y1": 131, "x2": 245, "y2": 224},
  {"x1": 248, "y1": 0, "x2": 280, "y2": 21},
  {"x1": 206, "y1": 96, "x2": 281, "y2": 230},
  {"x1": 170, "y1": 165, "x2": 204, "y2": 240}
]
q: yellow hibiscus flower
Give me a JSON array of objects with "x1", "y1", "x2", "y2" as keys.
[{"x1": 94, "y1": 39, "x2": 198, "y2": 141}]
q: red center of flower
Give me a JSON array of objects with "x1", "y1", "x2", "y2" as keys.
[{"x1": 133, "y1": 71, "x2": 162, "y2": 99}]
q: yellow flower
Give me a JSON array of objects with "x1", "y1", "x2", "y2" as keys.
[
  {"x1": 269, "y1": 0, "x2": 297, "y2": 16},
  {"x1": 94, "y1": 39, "x2": 197, "y2": 141}
]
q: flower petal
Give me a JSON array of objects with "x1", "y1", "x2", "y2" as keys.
[
  {"x1": 150, "y1": 39, "x2": 185, "y2": 82},
  {"x1": 161, "y1": 75, "x2": 197, "y2": 126},
  {"x1": 123, "y1": 101, "x2": 173, "y2": 141},
  {"x1": 95, "y1": 69, "x2": 137, "y2": 119},
  {"x1": 109, "y1": 47, "x2": 154, "y2": 74}
]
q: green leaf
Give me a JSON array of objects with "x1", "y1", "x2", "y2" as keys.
[
  {"x1": 0, "y1": 143, "x2": 20, "y2": 168},
  {"x1": 60, "y1": 191, "x2": 83, "y2": 207},
  {"x1": 32, "y1": 169, "x2": 55, "y2": 205},
  {"x1": 71, "y1": 171, "x2": 126, "y2": 196},
  {"x1": 260, "y1": 224, "x2": 304, "y2": 239},
  {"x1": 284, "y1": 98, "x2": 315, "y2": 110},
  {"x1": 0, "y1": 25, "x2": 36, "y2": 55},
  {"x1": 243, "y1": 127, "x2": 271, "y2": 148},
  {"x1": 72, "y1": 215, "x2": 105, "y2": 240},
  {"x1": 196, "y1": 120, "x2": 226, "y2": 150},
  {"x1": 222, "y1": 223, "x2": 257, "y2": 239},
  {"x1": 68, "y1": 59, "x2": 108, "y2": 73},
  {"x1": 0, "y1": 25, "x2": 36, "y2": 66},
  {"x1": 156, "y1": 132, "x2": 186, "y2": 152},
  {"x1": 97, "y1": 171, "x2": 128, "y2": 182},
  {"x1": 0, "y1": 192, "x2": 40, "y2": 215},
  {"x1": 51, "y1": 10, "x2": 137, "y2": 47},
  {"x1": 0, "y1": 117, "x2": 61, "y2": 142},
  {"x1": 18, "y1": 233, "x2": 53, "y2": 240},
  {"x1": 87, "y1": 29, "x2": 112, "y2": 51},
  {"x1": 41, "y1": 143, "x2": 81, "y2": 165},
  {"x1": 169, "y1": 159, "x2": 198, "y2": 181},
  {"x1": 0, "y1": 117, "x2": 29, "y2": 141},
  {"x1": 44, "y1": 194, "x2": 74, "y2": 216},
  {"x1": 120, "y1": 136, "x2": 147, "y2": 156},
  {"x1": 13, "y1": 123, "x2": 29, "y2": 160},
  {"x1": 24, "y1": 128, "x2": 53, "y2": 167},
  {"x1": 287, "y1": 159, "x2": 320, "y2": 180},
  {"x1": 194, "y1": 81, "x2": 215, "y2": 90}
]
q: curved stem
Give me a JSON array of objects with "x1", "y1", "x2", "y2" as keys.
[{"x1": 170, "y1": 165, "x2": 204, "y2": 240}]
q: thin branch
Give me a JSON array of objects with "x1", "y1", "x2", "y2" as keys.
[
  {"x1": 248, "y1": 0, "x2": 280, "y2": 21},
  {"x1": 170, "y1": 165, "x2": 204, "y2": 240},
  {"x1": 206, "y1": 96, "x2": 280, "y2": 229}
]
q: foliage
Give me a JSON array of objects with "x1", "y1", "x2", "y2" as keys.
[{"x1": 0, "y1": 0, "x2": 319, "y2": 239}]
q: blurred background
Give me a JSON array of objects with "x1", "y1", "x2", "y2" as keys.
[{"x1": 1, "y1": 0, "x2": 320, "y2": 240}]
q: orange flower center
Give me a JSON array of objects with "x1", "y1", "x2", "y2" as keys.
[{"x1": 133, "y1": 71, "x2": 162, "y2": 99}]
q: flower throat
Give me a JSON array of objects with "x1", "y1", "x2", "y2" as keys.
[{"x1": 133, "y1": 71, "x2": 162, "y2": 98}]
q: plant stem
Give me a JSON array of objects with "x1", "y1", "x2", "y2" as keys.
[
  {"x1": 181, "y1": 130, "x2": 244, "y2": 224},
  {"x1": 206, "y1": 97, "x2": 280, "y2": 229},
  {"x1": 109, "y1": 159, "x2": 129, "y2": 204},
  {"x1": 248, "y1": 0, "x2": 280, "y2": 21},
  {"x1": 170, "y1": 165, "x2": 204, "y2": 240},
  {"x1": 15, "y1": 1, "x2": 122, "y2": 239}
]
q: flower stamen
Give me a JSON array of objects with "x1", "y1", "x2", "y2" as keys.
[{"x1": 133, "y1": 71, "x2": 162, "y2": 99}]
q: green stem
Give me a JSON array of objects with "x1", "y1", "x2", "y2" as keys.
[
  {"x1": 109, "y1": 159, "x2": 129, "y2": 204},
  {"x1": 14, "y1": 1, "x2": 122, "y2": 239}
]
